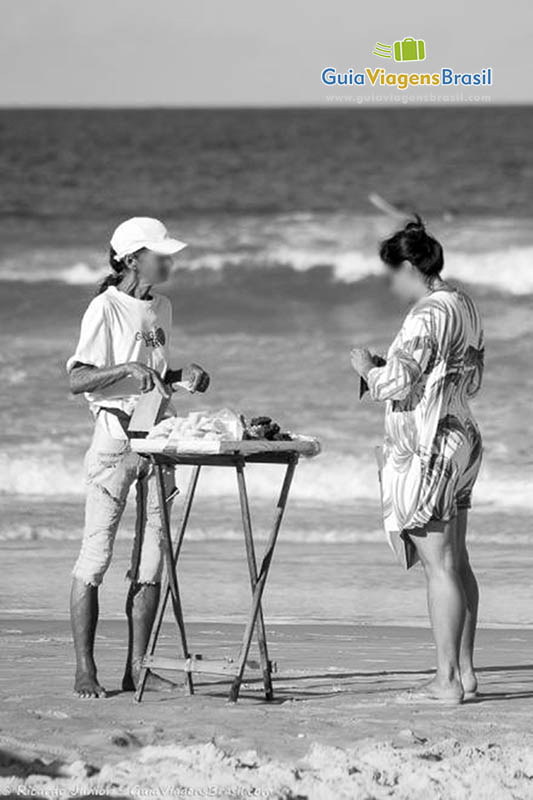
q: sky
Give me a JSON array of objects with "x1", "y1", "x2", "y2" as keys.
[{"x1": 1, "y1": 0, "x2": 532, "y2": 106}]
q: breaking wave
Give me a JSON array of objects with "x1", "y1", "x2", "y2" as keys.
[
  {"x1": 2, "y1": 450, "x2": 531, "y2": 512},
  {"x1": 1, "y1": 244, "x2": 533, "y2": 295}
]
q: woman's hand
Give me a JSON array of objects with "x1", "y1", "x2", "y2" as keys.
[
  {"x1": 370, "y1": 353, "x2": 387, "y2": 368},
  {"x1": 128, "y1": 362, "x2": 172, "y2": 397},
  {"x1": 350, "y1": 347, "x2": 375, "y2": 378},
  {"x1": 182, "y1": 363, "x2": 210, "y2": 393}
]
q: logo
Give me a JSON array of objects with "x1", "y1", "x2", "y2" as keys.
[
  {"x1": 136, "y1": 327, "x2": 166, "y2": 348},
  {"x1": 321, "y1": 36, "x2": 492, "y2": 92},
  {"x1": 373, "y1": 37, "x2": 426, "y2": 62}
]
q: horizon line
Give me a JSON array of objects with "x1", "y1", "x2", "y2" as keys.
[{"x1": 0, "y1": 101, "x2": 531, "y2": 111}]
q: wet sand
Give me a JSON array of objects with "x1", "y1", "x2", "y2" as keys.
[{"x1": 1, "y1": 619, "x2": 533, "y2": 798}]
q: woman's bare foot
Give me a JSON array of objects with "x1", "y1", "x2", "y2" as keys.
[
  {"x1": 74, "y1": 670, "x2": 107, "y2": 699},
  {"x1": 399, "y1": 675, "x2": 464, "y2": 705},
  {"x1": 461, "y1": 669, "x2": 479, "y2": 698}
]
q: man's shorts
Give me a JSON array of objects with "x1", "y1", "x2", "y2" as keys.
[{"x1": 72, "y1": 415, "x2": 176, "y2": 587}]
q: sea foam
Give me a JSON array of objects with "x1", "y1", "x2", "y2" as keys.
[{"x1": 1, "y1": 244, "x2": 532, "y2": 295}]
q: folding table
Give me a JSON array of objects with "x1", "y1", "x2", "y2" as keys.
[{"x1": 129, "y1": 438, "x2": 319, "y2": 703}]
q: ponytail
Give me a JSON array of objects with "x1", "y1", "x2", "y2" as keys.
[{"x1": 97, "y1": 247, "x2": 127, "y2": 295}]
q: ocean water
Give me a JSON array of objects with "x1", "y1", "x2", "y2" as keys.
[{"x1": 0, "y1": 108, "x2": 532, "y2": 624}]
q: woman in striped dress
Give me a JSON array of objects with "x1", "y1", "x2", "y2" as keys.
[{"x1": 351, "y1": 217, "x2": 484, "y2": 705}]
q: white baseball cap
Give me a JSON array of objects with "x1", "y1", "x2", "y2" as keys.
[{"x1": 110, "y1": 217, "x2": 187, "y2": 261}]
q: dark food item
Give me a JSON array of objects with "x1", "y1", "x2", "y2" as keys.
[
  {"x1": 244, "y1": 415, "x2": 293, "y2": 441},
  {"x1": 359, "y1": 354, "x2": 387, "y2": 399}
]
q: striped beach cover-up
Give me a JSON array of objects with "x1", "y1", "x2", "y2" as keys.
[{"x1": 367, "y1": 287, "x2": 484, "y2": 558}]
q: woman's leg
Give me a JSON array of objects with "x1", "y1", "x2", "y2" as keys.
[
  {"x1": 410, "y1": 517, "x2": 466, "y2": 702},
  {"x1": 455, "y1": 508, "x2": 479, "y2": 694}
]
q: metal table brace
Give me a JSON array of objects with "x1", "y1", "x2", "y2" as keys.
[{"x1": 134, "y1": 451, "x2": 298, "y2": 703}]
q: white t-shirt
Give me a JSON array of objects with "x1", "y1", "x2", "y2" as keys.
[{"x1": 67, "y1": 286, "x2": 173, "y2": 439}]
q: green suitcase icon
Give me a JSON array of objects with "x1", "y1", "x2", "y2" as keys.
[{"x1": 393, "y1": 37, "x2": 426, "y2": 62}]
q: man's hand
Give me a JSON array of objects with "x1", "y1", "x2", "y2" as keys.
[
  {"x1": 182, "y1": 363, "x2": 210, "y2": 393},
  {"x1": 127, "y1": 362, "x2": 172, "y2": 398},
  {"x1": 350, "y1": 347, "x2": 376, "y2": 378}
]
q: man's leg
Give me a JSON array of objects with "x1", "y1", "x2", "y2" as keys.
[
  {"x1": 71, "y1": 441, "x2": 133, "y2": 698},
  {"x1": 455, "y1": 508, "x2": 479, "y2": 694},
  {"x1": 122, "y1": 464, "x2": 178, "y2": 691},
  {"x1": 411, "y1": 517, "x2": 466, "y2": 703},
  {"x1": 70, "y1": 578, "x2": 106, "y2": 698},
  {"x1": 122, "y1": 581, "x2": 166, "y2": 690}
]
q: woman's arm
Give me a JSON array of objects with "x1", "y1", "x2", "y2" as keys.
[
  {"x1": 367, "y1": 351, "x2": 426, "y2": 402},
  {"x1": 69, "y1": 361, "x2": 170, "y2": 397},
  {"x1": 366, "y1": 310, "x2": 435, "y2": 403}
]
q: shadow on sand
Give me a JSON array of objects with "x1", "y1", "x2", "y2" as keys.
[{"x1": 170, "y1": 662, "x2": 533, "y2": 704}]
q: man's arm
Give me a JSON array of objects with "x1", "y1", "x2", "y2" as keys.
[{"x1": 69, "y1": 361, "x2": 170, "y2": 397}]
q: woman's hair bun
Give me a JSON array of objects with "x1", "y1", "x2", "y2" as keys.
[
  {"x1": 403, "y1": 213, "x2": 426, "y2": 236},
  {"x1": 379, "y1": 213, "x2": 444, "y2": 277}
]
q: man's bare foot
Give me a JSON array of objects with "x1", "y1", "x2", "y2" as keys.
[
  {"x1": 74, "y1": 671, "x2": 107, "y2": 699},
  {"x1": 122, "y1": 661, "x2": 179, "y2": 693},
  {"x1": 398, "y1": 676, "x2": 464, "y2": 705}
]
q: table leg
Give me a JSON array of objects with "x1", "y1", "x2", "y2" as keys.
[
  {"x1": 129, "y1": 472, "x2": 148, "y2": 583},
  {"x1": 229, "y1": 456, "x2": 297, "y2": 703},
  {"x1": 134, "y1": 464, "x2": 201, "y2": 702},
  {"x1": 235, "y1": 461, "x2": 274, "y2": 701}
]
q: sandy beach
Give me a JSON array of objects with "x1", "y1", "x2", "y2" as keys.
[
  {"x1": 1, "y1": 618, "x2": 533, "y2": 798},
  {"x1": 1, "y1": 519, "x2": 533, "y2": 797}
]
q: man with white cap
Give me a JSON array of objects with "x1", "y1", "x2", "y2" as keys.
[{"x1": 67, "y1": 217, "x2": 210, "y2": 698}]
